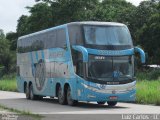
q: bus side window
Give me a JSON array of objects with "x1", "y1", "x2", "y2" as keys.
[{"x1": 72, "y1": 50, "x2": 84, "y2": 77}]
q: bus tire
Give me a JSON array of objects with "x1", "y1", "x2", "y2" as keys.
[
  {"x1": 36, "y1": 95, "x2": 43, "y2": 100},
  {"x1": 107, "y1": 101, "x2": 117, "y2": 106},
  {"x1": 38, "y1": 96, "x2": 43, "y2": 100},
  {"x1": 29, "y1": 84, "x2": 38, "y2": 100},
  {"x1": 25, "y1": 85, "x2": 30, "y2": 99},
  {"x1": 67, "y1": 86, "x2": 78, "y2": 106},
  {"x1": 58, "y1": 86, "x2": 66, "y2": 105},
  {"x1": 97, "y1": 101, "x2": 106, "y2": 105}
]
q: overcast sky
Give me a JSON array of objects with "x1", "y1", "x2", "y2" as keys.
[{"x1": 0, "y1": 0, "x2": 146, "y2": 34}]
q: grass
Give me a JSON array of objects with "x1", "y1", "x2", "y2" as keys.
[
  {"x1": 136, "y1": 80, "x2": 160, "y2": 105},
  {"x1": 0, "y1": 104, "x2": 42, "y2": 120},
  {"x1": 0, "y1": 76, "x2": 17, "y2": 92},
  {"x1": 135, "y1": 69, "x2": 160, "y2": 105},
  {"x1": 0, "y1": 75, "x2": 43, "y2": 119}
]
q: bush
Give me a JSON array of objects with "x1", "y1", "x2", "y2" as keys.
[
  {"x1": 136, "y1": 80, "x2": 160, "y2": 105},
  {"x1": 136, "y1": 68, "x2": 160, "y2": 80},
  {"x1": 0, "y1": 76, "x2": 17, "y2": 92}
]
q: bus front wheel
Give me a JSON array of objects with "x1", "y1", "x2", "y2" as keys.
[
  {"x1": 58, "y1": 86, "x2": 66, "y2": 105},
  {"x1": 107, "y1": 101, "x2": 117, "y2": 106},
  {"x1": 67, "y1": 86, "x2": 78, "y2": 106}
]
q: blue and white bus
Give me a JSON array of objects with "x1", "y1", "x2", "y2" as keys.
[{"x1": 17, "y1": 22, "x2": 145, "y2": 106}]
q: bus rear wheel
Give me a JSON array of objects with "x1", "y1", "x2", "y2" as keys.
[
  {"x1": 67, "y1": 86, "x2": 78, "y2": 106},
  {"x1": 58, "y1": 86, "x2": 66, "y2": 105},
  {"x1": 29, "y1": 84, "x2": 38, "y2": 100},
  {"x1": 107, "y1": 101, "x2": 117, "y2": 106},
  {"x1": 25, "y1": 85, "x2": 30, "y2": 99},
  {"x1": 97, "y1": 102, "x2": 106, "y2": 105}
]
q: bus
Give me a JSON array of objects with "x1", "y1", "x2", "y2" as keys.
[{"x1": 17, "y1": 22, "x2": 145, "y2": 106}]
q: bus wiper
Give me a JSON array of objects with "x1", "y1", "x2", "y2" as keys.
[{"x1": 119, "y1": 75, "x2": 134, "y2": 80}]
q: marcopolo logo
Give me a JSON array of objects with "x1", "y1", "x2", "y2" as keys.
[{"x1": 100, "y1": 84, "x2": 106, "y2": 89}]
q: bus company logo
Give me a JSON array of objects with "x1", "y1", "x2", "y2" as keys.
[
  {"x1": 95, "y1": 56, "x2": 105, "y2": 60},
  {"x1": 100, "y1": 84, "x2": 106, "y2": 89}
]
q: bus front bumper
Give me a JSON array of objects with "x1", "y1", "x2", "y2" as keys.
[{"x1": 80, "y1": 81, "x2": 136, "y2": 102}]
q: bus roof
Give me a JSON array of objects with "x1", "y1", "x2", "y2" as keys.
[
  {"x1": 18, "y1": 21, "x2": 125, "y2": 40},
  {"x1": 67, "y1": 21, "x2": 125, "y2": 26}
]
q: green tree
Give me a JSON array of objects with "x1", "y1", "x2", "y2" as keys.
[
  {"x1": 127, "y1": 1, "x2": 158, "y2": 43},
  {"x1": 17, "y1": 15, "x2": 29, "y2": 36},
  {"x1": 36, "y1": 0, "x2": 99, "y2": 24},
  {"x1": 6, "y1": 32, "x2": 18, "y2": 51},
  {"x1": 89, "y1": 0, "x2": 135, "y2": 21},
  {"x1": 27, "y1": 3, "x2": 53, "y2": 32},
  {"x1": 137, "y1": 2, "x2": 160, "y2": 64},
  {"x1": 0, "y1": 30, "x2": 16, "y2": 74}
]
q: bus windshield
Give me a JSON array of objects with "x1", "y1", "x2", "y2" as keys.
[
  {"x1": 88, "y1": 55, "x2": 133, "y2": 81},
  {"x1": 84, "y1": 26, "x2": 133, "y2": 46}
]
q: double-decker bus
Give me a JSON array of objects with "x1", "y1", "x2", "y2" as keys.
[{"x1": 17, "y1": 22, "x2": 145, "y2": 106}]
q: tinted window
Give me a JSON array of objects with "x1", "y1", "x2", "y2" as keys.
[
  {"x1": 17, "y1": 28, "x2": 67, "y2": 53},
  {"x1": 84, "y1": 26, "x2": 133, "y2": 46}
]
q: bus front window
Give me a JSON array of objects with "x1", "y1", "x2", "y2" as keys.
[
  {"x1": 84, "y1": 26, "x2": 133, "y2": 46},
  {"x1": 88, "y1": 55, "x2": 134, "y2": 81}
]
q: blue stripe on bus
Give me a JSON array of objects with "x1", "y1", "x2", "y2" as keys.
[
  {"x1": 41, "y1": 50, "x2": 44, "y2": 60},
  {"x1": 30, "y1": 52, "x2": 35, "y2": 77},
  {"x1": 30, "y1": 52, "x2": 34, "y2": 63},
  {"x1": 86, "y1": 48, "x2": 134, "y2": 56},
  {"x1": 65, "y1": 25, "x2": 75, "y2": 77},
  {"x1": 35, "y1": 51, "x2": 38, "y2": 62}
]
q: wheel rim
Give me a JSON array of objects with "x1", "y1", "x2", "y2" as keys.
[
  {"x1": 25, "y1": 87, "x2": 30, "y2": 99},
  {"x1": 30, "y1": 85, "x2": 34, "y2": 100},
  {"x1": 58, "y1": 87, "x2": 63, "y2": 103},
  {"x1": 67, "y1": 88, "x2": 72, "y2": 104},
  {"x1": 30, "y1": 89, "x2": 33, "y2": 99}
]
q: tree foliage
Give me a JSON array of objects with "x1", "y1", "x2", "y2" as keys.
[
  {"x1": 137, "y1": 2, "x2": 160, "y2": 64},
  {"x1": 0, "y1": 31, "x2": 16, "y2": 75}
]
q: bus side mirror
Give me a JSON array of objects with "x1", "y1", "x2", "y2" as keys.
[
  {"x1": 134, "y1": 47, "x2": 146, "y2": 64},
  {"x1": 145, "y1": 53, "x2": 148, "y2": 63},
  {"x1": 72, "y1": 45, "x2": 88, "y2": 62}
]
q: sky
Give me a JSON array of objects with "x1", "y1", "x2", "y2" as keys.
[{"x1": 0, "y1": 0, "x2": 145, "y2": 34}]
